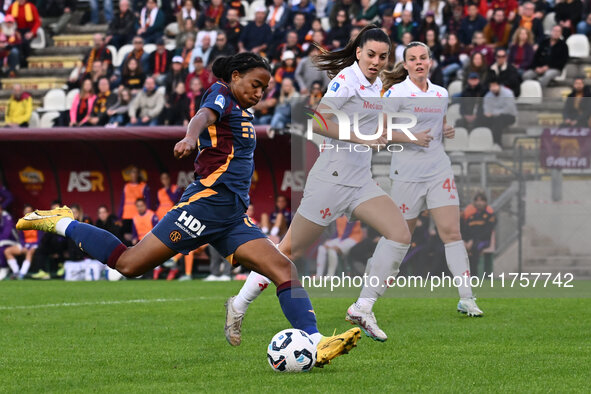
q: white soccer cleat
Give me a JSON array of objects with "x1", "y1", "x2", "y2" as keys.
[
  {"x1": 457, "y1": 297, "x2": 483, "y2": 317},
  {"x1": 345, "y1": 303, "x2": 388, "y2": 342},
  {"x1": 224, "y1": 296, "x2": 244, "y2": 346}
]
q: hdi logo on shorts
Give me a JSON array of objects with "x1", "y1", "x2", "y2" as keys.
[
  {"x1": 304, "y1": 107, "x2": 419, "y2": 143},
  {"x1": 176, "y1": 210, "x2": 207, "y2": 236}
]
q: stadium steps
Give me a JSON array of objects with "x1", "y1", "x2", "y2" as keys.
[
  {"x1": 522, "y1": 264, "x2": 591, "y2": 277},
  {"x1": 32, "y1": 46, "x2": 91, "y2": 56},
  {"x1": 65, "y1": 24, "x2": 108, "y2": 34},
  {"x1": 53, "y1": 34, "x2": 95, "y2": 48},
  {"x1": 0, "y1": 77, "x2": 67, "y2": 90},
  {"x1": 0, "y1": 89, "x2": 49, "y2": 100},
  {"x1": 17, "y1": 67, "x2": 71, "y2": 78},
  {"x1": 27, "y1": 55, "x2": 82, "y2": 70}
]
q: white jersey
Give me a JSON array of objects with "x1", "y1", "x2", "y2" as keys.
[
  {"x1": 385, "y1": 76, "x2": 451, "y2": 181},
  {"x1": 309, "y1": 61, "x2": 383, "y2": 187}
]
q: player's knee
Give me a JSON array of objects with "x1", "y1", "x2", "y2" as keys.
[
  {"x1": 115, "y1": 256, "x2": 143, "y2": 278},
  {"x1": 440, "y1": 227, "x2": 461, "y2": 243},
  {"x1": 384, "y1": 229, "x2": 411, "y2": 245}
]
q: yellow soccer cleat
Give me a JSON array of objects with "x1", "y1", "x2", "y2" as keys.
[
  {"x1": 315, "y1": 327, "x2": 361, "y2": 367},
  {"x1": 16, "y1": 206, "x2": 74, "y2": 233}
]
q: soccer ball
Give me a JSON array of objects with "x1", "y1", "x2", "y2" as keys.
[{"x1": 267, "y1": 329, "x2": 316, "y2": 372}]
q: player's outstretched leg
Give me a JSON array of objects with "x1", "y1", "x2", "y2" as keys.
[
  {"x1": 233, "y1": 237, "x2": 361, "y2": 367},
  {"x1": 431, "y1": 206, "x2": 483, "y2": 317}
]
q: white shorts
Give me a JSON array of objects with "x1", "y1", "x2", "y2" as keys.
[
  {"x1": 298, "y1": 175, "x2": 387, "y2": 226},
  {"x1": 390, "y1": 171, "x2": 460, "y2": 220},
  {"x1": 323, "y1": 237, "x2": 358, "y2": 255}
]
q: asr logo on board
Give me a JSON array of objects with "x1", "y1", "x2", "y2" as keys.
[{"x1": 67, "y1": 171, "x2": 105, "y2": 192}]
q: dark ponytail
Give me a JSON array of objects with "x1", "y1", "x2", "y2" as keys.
[
  {"x1": 212, "y1": 53, "x2": 271, "y2": 83},
  {"x1": 313, "y1": 24, "x2": 391, "y2": 79}
]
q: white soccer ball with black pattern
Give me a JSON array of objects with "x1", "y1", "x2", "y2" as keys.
[{"x1": 267, "y1": 329, "x2": 316, "y2": 372}]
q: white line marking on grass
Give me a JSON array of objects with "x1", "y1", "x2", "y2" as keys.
[{"x1": 0, "y1": 297, "x2": 221, "y2": 311}]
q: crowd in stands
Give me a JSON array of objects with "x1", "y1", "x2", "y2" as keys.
[{"x1": 1, "y1": 0, "x2": 590, "y2": 134}]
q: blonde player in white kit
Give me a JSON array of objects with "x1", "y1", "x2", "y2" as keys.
[
  {"x1": 366, "y1": 42, "x2": 483, "y2": 325},
  {"x1": 224, "y1": 25, "x2": 413, "y2": 345}
]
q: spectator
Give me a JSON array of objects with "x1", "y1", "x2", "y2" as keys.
[
  {"x1": 238, "y1": 7, "x2": 271, "y2": 54},
  {"x1": 176, "y1": 0, "x2": 197, "y2": 26},
  {"x1": 137, "y1": 0, "x2": 165, "y2": 44},
  {"x1": 106, "y1": 0, "x2": 136, "y2": 48},
  {"x1": 562, "y1": 76, "x2": 591, "y2": 127},
  {"x1": 480, "y1": 76, "x2": 517, "y2": 145},
  {"x1": 165, "y1": 55, "x2": 188, "y2": 95},
  {"x1": 483, "y1": 8, "x2": 512, "y2": 48},
  {"x1": 489, "y1": 47, "x2": 521, "y2": 97},
  {"x1": 89, "y1": 0, "x2": 112, "y2": 24},
  {"x1": 176, "y1": 17, "x2": 197, "y2": 48},
  {"x1": 185, "y1": 55, "x2": 214, "y2": 91},
  {"x1": 316, "y1": 216, "x2": 362, "y2": 277},
  {"x1": 191, "y1": 34, "x2": 213, "y2": 70},
  {"x1": 128, "y1": 76, "x2": 165, "y2": 126},
  {"x1": 260, "y1": 195, "x2": 291, "y2": 242},
  {"x1": 207, "y1": 31, "x2": 233, "y2": 67},
  {"x1": 307, "y1": 80, "x2": 324, "y2": 107},
  {"x1": 459, "y1": 51, "x2": 488, "y2": 87},
  {"x1": 0, "y1": 178, "x2": 13, "y2": 210},
  {"x1": 352, "y1": 0, "x2": 378, "y2": 27},
  {"x1": 490, "y1": 0, "x2": 518, "y2": 21},
  {"x1": 155, "y1": 172, "x2": 182, "y2": 220},
  {"x1": 251, "y1": 77, "x2": 278, "y2": 125},
  {"x1": 196, "y1": 16, "x2": 218, "y2": 48},
  {"x1": 512, "y1": 1, "x2": 544, "y2": 45},
  {"x1": 508, "y1": 27, "x2": 535, "y2": 75},
  {"x1": 577, "y1": 12, "x2": 591, "y2": 37},
  {"x1": 327, "y1": 8, "x2": 351, "y2": 49},
  {"x1": 39, "y1": 0, "x2": 76, "y2": 35},
  {"x1": 187, "y1": 77, "x2": 204, "y2": 118},
  {"x1": 554, "y1": 0, "x2": 583, "y2": 38},
  {"x1": 222, "y1": 8, "x2": 243, "y2": 51},
  {"x1": 395, "y1": 31, "x2": 413, "y2": 63},
  {"x1": 106, "y1": 87, "x2": 132, "y2": 126},
  {"x1": 5, "y1": 83, "x2": 31, "y2": 127},
  {"x1": 266, "y1": 0, "x2": 289, "y2": 32},
  {"x1": 523, "y1": 25, "x2": 569, "y2": 87},
  {"x1": 131, "y1": 198, "x2": 158, "y2": 245},
  {"x1": 416, "y1": 11, "x2": 439, "y2": 42},
  {"x1": 269, "y1": 78, "x2": 300, "y2": 136},
  {"x1": 149, "y1": 38, "x2": 172, "y2": 85},
  {"x1": 7, "y1": 0, "x2": 40, "y2": 67},
  {"x1": 442, "y1": 0, "x2": 463, "y2": 36},
  {"x1": 441, "y1": 32, "x2": 463, "y2": 86},
  {"x1": 295, "y1": 46, "x2": 330, "y2": 94},
  {"x1": 197, "y1": 0, "x2": 225, "y2": 28},
  {"x1": 70, "y1": 33, "x2": 112, "y2": 87},
  {"x1": 120, "y1": 57, "x2": 146, "y2": 95},
  {"x1": 381, "y1": 8, "x2": 396, "y2": 41},
  {"x1": 4, "y1": 204, "x2": 38, "y2": 279},
  {"x1": 118, "y1": 165, "x2": 150, "y2": 237},
  {"x1": 329, "y1": 0, "x2": 360, "y2": 30},
  {"x1": 393, "y1": 0, "x2": 420, "y2": 23},
  {"x1": 29, "y1": 200, "x2": 67, "y2": 280},
  {"x1": 274, "y1": 30, "x2": 304, "y2": 62},
  {"x1": 297, "y1": 14, "x2": 316, "y2": 46},
  {"x1": 70, "y1": 78, "x2": 97, "y2": 127},
  {"x1": 394, "y1": 10, "x2": 417, "y2": 44},
  {"x1": 89, "y1": 77, "x2": 117, "y2": 126},
  {"x1": 470, "y1": 31, "x2": 495, "y2": 66},
  {"x1": 457, "y1": 72, "x2": 486, "y2": 129},
  {"x1": 165, "y1": 81, "x2": 190, "y2": 125},
  {"x1": 84, "y1": 60, "x2": 107, "y2": 92},
  {"x1": 292, "y1": 0, "x2": 316, "y2": 24},
  {"x1": 531, "y1": 0, "x2": 549, "y2": 18},
  {"x1": 95, "y1": 205, "x2": 124, "y2": 242},
  {"x1": 0, "y1": 203, "x2": 17, "y2": 280},
  {"x1": 459, "y1": 3, "x2": 487, "y2": 45},
  {"x1": 462, "y1": 192, "x2": 496, "y2": 276},
  {"x1": 274, "y1": 50, "x2": 297, "y2": 85},
  {"x1": 422, "y1": 0, "x2": 445, "y2": 26},
  {"x1": 203, "y1": 244, "x2": 231, "y2": 281},
  {"x1": 425, "y1": 28, "x2": 443, "y2": 61},
  {"x1": 0, "y1": 15, "x2": 21, "y2": 76},
  {"x1": 122, "y1": 35, "x2": 149, "y2": 74}
]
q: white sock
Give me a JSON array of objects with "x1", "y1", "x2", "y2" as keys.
[
  {"x1": 316, "y1": 245, "x2": 327, "y2": 276},
  {"x1": 55, "y1": 218, "x2": 74, "y2": 237},
  {"x1": 6, "y1": 258, "x2": 19, "y2": 274},
  {"x1": 232, "y1": 271, "x2": 271, "y2": 314},
  {"x1": 309, "y1": 332, "x2": 323, "y2": 345},
  {"x1": 261, "y1": 226, "x2": 269, "y2": 234},
  {"x1": 357, "y1": 237, "x2": 410, "y2": 311},
  {"x1": 326, "y1": 248, "x2": 339, "y2": 276},
  {"x1": 20, "y1": 260, "x2": 31, "y2": 276},
  {"x1": 270, "y1": 226, "x2": 279, "y2": 236},
  {"x1": 445, "y1": 240, "x2": 473, "y2": 298}
]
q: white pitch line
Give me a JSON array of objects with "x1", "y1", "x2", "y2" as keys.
[{"x1": 0, "y1": 297, "x2": 219, "y2": 311}]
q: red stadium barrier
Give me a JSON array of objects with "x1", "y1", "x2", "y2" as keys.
[{"x1": 0, "y1": 126, "x2": 314, "y2": 222}]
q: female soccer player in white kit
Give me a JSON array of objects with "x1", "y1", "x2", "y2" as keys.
[
  {"x1": 371, "y1": 42, "x2": 484, "y2": 324},
  {"x1": 225, "y1": 25, "x2": 414, "y2": 345}
]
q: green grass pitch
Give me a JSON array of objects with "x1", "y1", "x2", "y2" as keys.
[{"x1": 1, "y1": 280, "x2": 589, "y2": 392}]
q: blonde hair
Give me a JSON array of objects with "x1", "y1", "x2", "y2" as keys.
[{"x1": 512, "y1": 27, "x2": 534, "y2": 46}]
